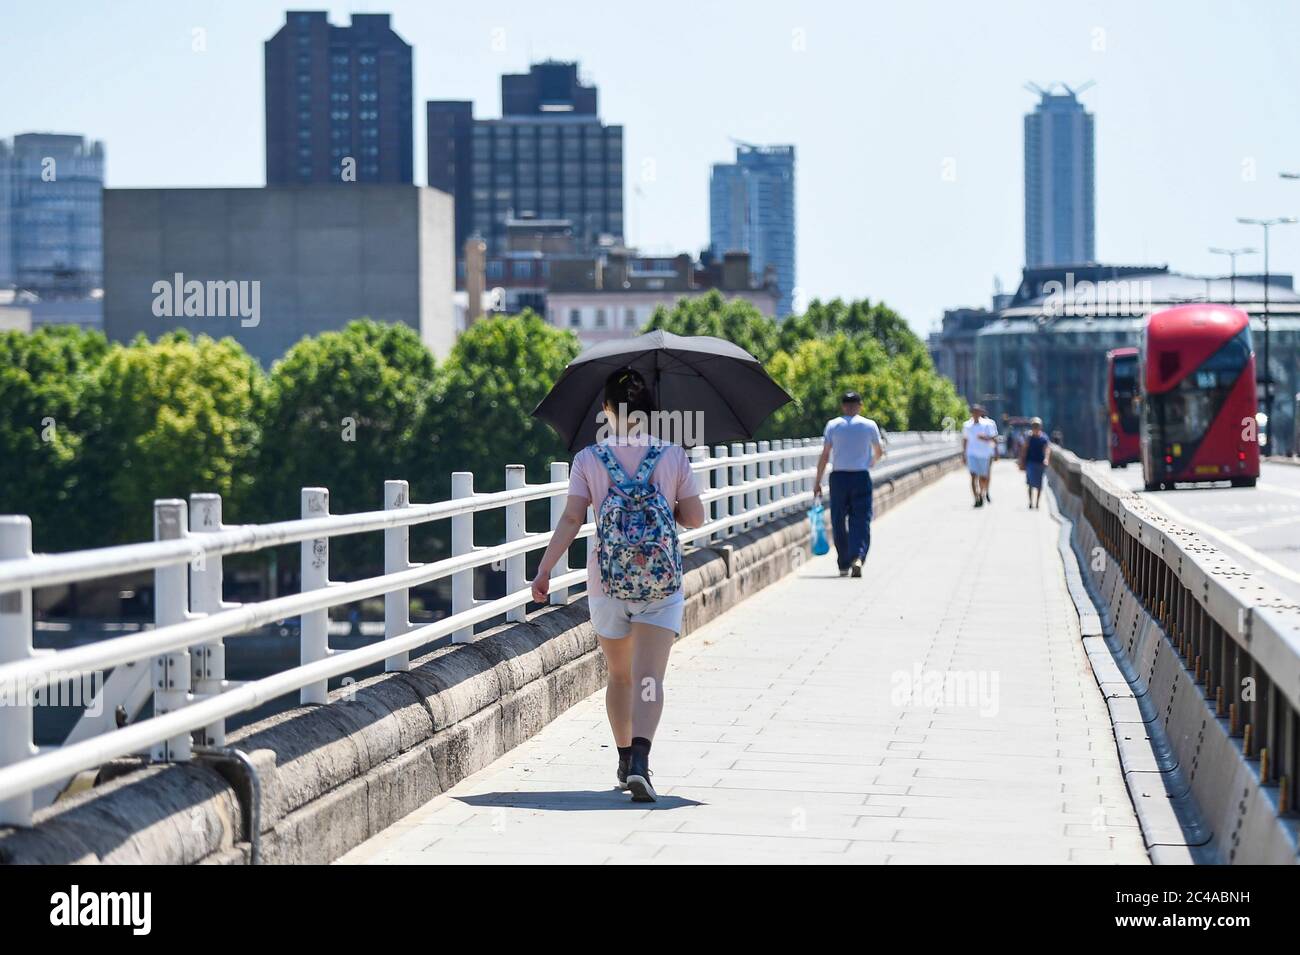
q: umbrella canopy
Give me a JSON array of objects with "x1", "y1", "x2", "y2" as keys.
[{"x1": 532, "y1": 330, "x2": 795, "y2": 452}]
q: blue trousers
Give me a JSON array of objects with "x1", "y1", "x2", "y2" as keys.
[{"x1": 829, "y1": 470, "x2": 872, "y2": 570}]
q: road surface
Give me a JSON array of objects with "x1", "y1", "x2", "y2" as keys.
[{"x1": 1107, "y1": 460, "x2": 1300, "y2": 604}]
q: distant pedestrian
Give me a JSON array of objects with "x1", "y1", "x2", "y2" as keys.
[
  {"x1": 1018, "y1": 417, "x2": 1052, "y2": 509},
  {"x1": 813, "y1": 391, "x2": 885, "y2": 578},
  {"x1": 961, "y1": 403, "x2": 999, "y2": 507}
]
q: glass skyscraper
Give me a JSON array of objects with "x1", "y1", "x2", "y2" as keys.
[
  {"x1": 0, "y1": 133, "x2": 104, "y2": 297},
  {"x1": 264, "y1": 12, "x2": 413, "y2": 185},
  {"x1": 709, "y1": 143, "x2": 796, "y2": 316},
  {"x1": 1024, "y1": 86, "x2": 1095, "y2": 268}
]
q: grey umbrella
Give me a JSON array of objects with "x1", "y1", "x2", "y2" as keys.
[{"x1": 532, "y1": 330, "x2": 795, "y2": 452}]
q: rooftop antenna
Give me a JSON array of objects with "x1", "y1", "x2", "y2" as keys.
[{"x1": 1025, "y1": 81, "x2": 1095, "y2": 100}]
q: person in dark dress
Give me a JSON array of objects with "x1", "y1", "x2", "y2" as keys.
[{"x1": 1018, "y1": 417, "x2": 1052, "y2": 509}]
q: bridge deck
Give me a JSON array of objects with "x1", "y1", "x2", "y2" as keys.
[{"x1": 338, "y1": 464, "x2": 1150, "y2": 865}]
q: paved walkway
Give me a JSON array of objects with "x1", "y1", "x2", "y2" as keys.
[{"x1": 338, "y1": 463, "x2": 1149, "y2": 865}]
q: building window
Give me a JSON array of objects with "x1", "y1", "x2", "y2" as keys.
[
  {"x1": 487, "y1": 261, "x2": 504, "y2": 280},
  {"x1": 624, "y1": 308, "x2": 637, "y2": 328},
  {"x1": 595, "y1": 309, "x2": 607, "y2": 328},
  {"x1": 513, "y1": 260, "x2": 533, "y2": 279},
  {"x1": 569, "y1": 309, "x2": 582, "y2": 328}
]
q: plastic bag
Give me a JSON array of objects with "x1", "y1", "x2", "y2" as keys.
[{"x1": 808, "y1": 500, "x2": 830, "y2": 556}]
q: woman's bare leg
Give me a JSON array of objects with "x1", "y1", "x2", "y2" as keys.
[
  {"x1": 598, "y1": 634, "x2": 634, "y2": 746},
  {"x1": 629, "y1": 623, "x2": 676, "y2": 741}
]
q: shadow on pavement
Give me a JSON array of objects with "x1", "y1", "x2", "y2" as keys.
[{"x1": 454, "y1": 791, "x2": 705, "y2": 811}]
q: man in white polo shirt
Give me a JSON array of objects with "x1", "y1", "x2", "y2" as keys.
[
  {"x1": 961, "y1": 402, "x2": 998, "y2": 508},
  {"x1": 813, "y1": 391, "x2": 885, "y2": 578}
]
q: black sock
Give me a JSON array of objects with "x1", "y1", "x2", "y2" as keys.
[
  {"x1": 631, "y1": 736, "x2": 652, "y2": 755},
  {"x1": 617, "y1": 745, "x2": 632, "y2": 761}
]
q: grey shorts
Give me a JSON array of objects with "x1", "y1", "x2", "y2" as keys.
[{"x1": 588, "y1": 590, "x2": 685, "y2": 639}]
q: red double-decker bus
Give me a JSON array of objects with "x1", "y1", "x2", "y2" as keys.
[
  {"x1": 1140, "y1": 304, "x2": 1260, "y2": 491},
  {"x1": 1106, "y1": 347, "x2": 1140, "y2": 467}
]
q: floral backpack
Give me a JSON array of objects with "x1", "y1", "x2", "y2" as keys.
[{"x1": 591, "y1": 443, "x2": 682, "y2": 601}]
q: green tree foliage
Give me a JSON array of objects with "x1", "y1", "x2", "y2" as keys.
[
  {"x1": 762, "y1": 334, "x2": 909, "y2": 436},
  {"x1": 2, "y1": 290, "x2": 963, "y2": 554},
  {"x1": 252, "y1": 320, "x2": 436, "y2": 526},
  {"x1": 417, "y1": 311, "x2": 579, "y2": 500},
  {"x1": 0, "y1": 326, "x2": 109, "y2": 551},
  {"x1": 643, "y1": 291, "x2": 781, "y2": 363},
  {"x1": 77, "y1": 331, "x2": 265, "y2": 547},
  {"x1": 643, "y1": 294, "x2": 965, "y2": 433}
]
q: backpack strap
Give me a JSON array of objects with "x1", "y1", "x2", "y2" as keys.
[
  {"x1": 631, "y1": 444, "x2": 665, "y2": 485},
  {"x1": 591, "y1": 444, "x2": 635, "y2": 493}
]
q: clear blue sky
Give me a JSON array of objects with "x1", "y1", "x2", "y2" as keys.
[{"x1": 5, "y1": 0, "x2": 1300, "y2": 332}]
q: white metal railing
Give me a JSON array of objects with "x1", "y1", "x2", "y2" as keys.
[{"x1": 0, "y1": 433, "x2": 958, "y2": 824}]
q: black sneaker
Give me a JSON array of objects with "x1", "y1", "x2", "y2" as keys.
[
  {"x1": 626, "y1": 749, "x2": 656, "y2": 802},
  {"x1": 616, "y1": 753, "x2": 630, "y2": 791},
  {"x1": 850, "y1": 558, "x2": 863, "y2": 578},
  {"x1": 984, "y1": 492, "x2": 992, "y2": 504},
  {"x1": 974, "y1": 498, "x2": 984, "y2": 508}
]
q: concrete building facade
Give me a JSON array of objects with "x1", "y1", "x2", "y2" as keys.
[
  {"x1": 544, "y1": 249, "x2": 778, "y2": 347},
  {"x1": 103, "y1": 185, "x2": 454, "y2": 364}
]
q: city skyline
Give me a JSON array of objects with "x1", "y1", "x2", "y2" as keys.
[{"x1": 5, "y1": 1, "x2": 1300, "y2": 332}]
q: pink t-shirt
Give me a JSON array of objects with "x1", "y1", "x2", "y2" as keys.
[{"x1": 567, "y1": 437, "x2": 702, "y2": 596}]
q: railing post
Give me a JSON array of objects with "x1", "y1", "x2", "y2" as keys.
[
  {"x1": 451, "y1": 472, "x2": 476, "y2": 643},
  {"x1": 744, "y1": 441, "x2": 758, "y2": 530},
  {"x1": 549, "y1": 462, "x2": 570, "y2": 605},
  {"x1": 729, "y1": 442, "x2": 745, "y2": 537},
  {"x1": 189, "y1": 492, "x2": 229, "y2": 747},
  {"x1": 712, "y1": 445, "x2": 729, "y2": 544},
  {"x1": 384, "y1": 480, "x2": 412, "y2": 672},
  {"x1": 300, "y1": 487, "x2": 330, "y2": 704},
  {"x1": 803, "y1": 438, "x2": 816, "y2": 497},
  {"x1": 152, "y1": 499, "x2": 191, "y2": 762},
  {"x1": 0, "y1": 516, "x2": 36, "y2": 826},
  {"x1": 778, "y1": 439, "x2": 791, "y2": 513},
  {"x1": 505, "y1": 465, "x2": 527, "y2": 623},
  {"x1": 687, "y1": 446, "x2": 708, "y2": 537},
  {"x1": 756, "y1": 440, "x2": 771, "y2": 525}
]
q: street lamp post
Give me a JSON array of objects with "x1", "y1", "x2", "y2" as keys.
[
  {"x1": 1237, "y1": 216, "x2": 1297, "y2": 450},
  {"x1": 1207, "y1": 246, "x2": 1257, "y2": 305}
]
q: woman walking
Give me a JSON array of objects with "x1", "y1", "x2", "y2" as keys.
[
  {"x1": 531, "y1": 368, "x2": 705, "y2": 802},
  {"x1": 1018, "y1": 416, "x2": 1052, "y2": 509}
]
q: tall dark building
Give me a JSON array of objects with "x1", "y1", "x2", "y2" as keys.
[
  {"x1": 427, "y1": 61, "x2": 624, "y2": 258},
  {"x1": 265, "y1": 11, "x2": 413, "y2": 185}
]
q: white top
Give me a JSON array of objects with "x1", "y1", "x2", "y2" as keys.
[{"x1": 962, "y1": 417, "x2": 999, "y2": 459}]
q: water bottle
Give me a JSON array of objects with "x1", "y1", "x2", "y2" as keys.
[{"x1": 808, "y1": 499, "x2": 830, "y2": 556}]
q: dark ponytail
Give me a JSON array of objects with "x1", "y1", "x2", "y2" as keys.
[{"x1": 604, "y1": 367, "x2": 655, "y2": 417}]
